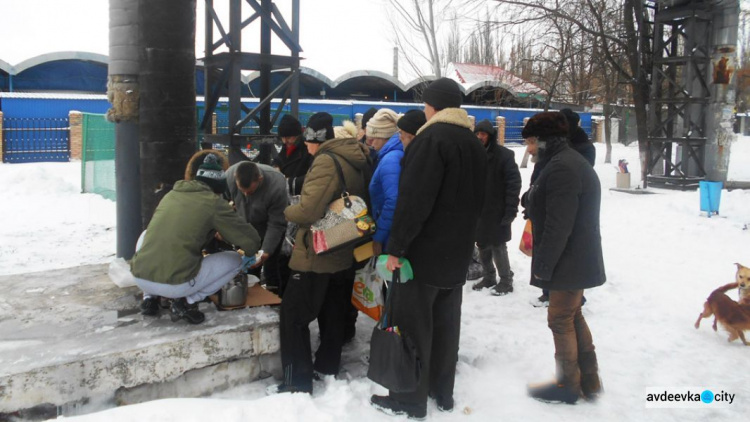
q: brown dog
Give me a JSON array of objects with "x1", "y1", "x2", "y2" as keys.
[
  {"x1": 736, "y1": 263, "x2": 750, "y2": 305},
  {"x1": 695, "y1": 281, "x2": 750, "y2": 345}
]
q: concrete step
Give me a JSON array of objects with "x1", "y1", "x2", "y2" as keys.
[{"x1": 0, "y1": 264, "x2": 280, "y2": 418}]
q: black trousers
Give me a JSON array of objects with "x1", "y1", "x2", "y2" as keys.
[
  {"x1": 279, "y1": 268, "x2": 354, "y2": 392},
  {"x1": 388, "y1": 280, "x2": 463, "y2": 406}
]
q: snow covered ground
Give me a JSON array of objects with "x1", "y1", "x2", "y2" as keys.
[{"x1": 2, "y1": 138, "x2": 750, "y2": 421}]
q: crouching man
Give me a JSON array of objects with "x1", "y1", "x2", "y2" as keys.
[{"x1": 131, "y1": 151, "x2": 261, "y2": 324}]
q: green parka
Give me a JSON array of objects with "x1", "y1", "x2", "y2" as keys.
[
  {"x1": 285, "y1": 131, "x2": 371, "y2": 274},
  {"x1": 131, "y1": 180, "x2": 261, "y2": 285}
]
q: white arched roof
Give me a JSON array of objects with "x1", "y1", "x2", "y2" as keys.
[
  {"x1": 14, "y1": 52, "x2": 109, "y2": 74},
  {"x1": 333, "y1": 70, "x2": 405, "y2": 90},
  {"x1": 243, "y1": 66, "x2": 336, "y2": 88},
  {"x1": 0, "y1": 59, "x2": 13, "y2": 74}
]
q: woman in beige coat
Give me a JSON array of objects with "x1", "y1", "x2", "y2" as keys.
[{"x1": 270, "y1": 112, "x2": 371, "y2": 395}]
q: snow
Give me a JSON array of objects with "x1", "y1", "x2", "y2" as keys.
[{"x1": 2, "y1": 138, "x2": 750, "y2": 421}]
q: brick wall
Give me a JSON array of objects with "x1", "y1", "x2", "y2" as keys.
[{"x1": 69, "y1": 111, "x2": 83, "y2": 160}]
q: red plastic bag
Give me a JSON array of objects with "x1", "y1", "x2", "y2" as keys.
[{"x1": 519, "y1": 220, "x2": 533, "y2": 257}]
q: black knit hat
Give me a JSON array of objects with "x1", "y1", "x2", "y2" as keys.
[
  {"x1": 559, "y1": 108, "x2": 580, "y2": 127},
  {"x1": 397, "y1": 109, "x2": 427, "y2": 135},
  {"x1": 361, "y1": 107, "x2": 377, "y2": 129},
  {"x1": 277, "y1": 114, "x2": 302, "y2": 137},
  {"x1": 422, "y1": 77, "x2": 463, "y2": 110},
  {"x1": 304, "y1": 112, "x2": 335, "y2": 143},
  {"x1": 474, "y1": 119, "x2": 496, "y2": 136},
  {"x1": 522, "y1": 112, "x2": 569, "y2": 139}
]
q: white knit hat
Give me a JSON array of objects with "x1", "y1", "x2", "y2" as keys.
[{"x1": 365, "y1": 108, "x2": 399, "y2": 139}]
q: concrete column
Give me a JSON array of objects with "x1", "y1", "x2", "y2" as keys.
[
  {"x1": 0, "y1": 111, "x2": 4, "y2": 163},
  {"x1": 355, "y1": 113, "x2": 363, "y2": 130},
  {"x1": 520, "y1": 117, "x2": 531, "y2": 168},
  {"x1": 495, "y1": 116, "x2": 505, "y2": 146},
  {"x1": 212, "y1": 112, "x2": 217, "y2": 134},
  {"x1": 468, "y1": 115, "x2": 476, "y2": 131},
  {"x1": 69, "y1": 111, "x2": 83, "y2": 160}
]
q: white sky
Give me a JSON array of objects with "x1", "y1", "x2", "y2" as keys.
[{"x1": 0, "y1": 0, "x2": 401, "y2": 81}]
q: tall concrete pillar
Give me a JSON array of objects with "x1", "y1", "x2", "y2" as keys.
[{"x1": 705, "y1": 0, "x2": 739, "y2": 182}]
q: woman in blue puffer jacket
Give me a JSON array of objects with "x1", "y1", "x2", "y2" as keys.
[{"x1": 368, "y1": 108, "x2": 426, "y2": 256}]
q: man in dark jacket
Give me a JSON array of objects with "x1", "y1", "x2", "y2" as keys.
[
  {"x1": 273, "y1": 114, "x2": 313, "y2": 195},
  {"x1": 225, "y1": 162, "x2": 288, "y2": 291},
  {"x1": 471, "y1": 119, "x2": 522, "y2": 296},
  {"x1": 370, "y1": 78, "x2": 487, "y2": 419},
  {"x1": 560, "y1": 108, "x2": 595, "y2": 166},
  {"x1": 522, "y1": 112, "x2": 605, "y2": 404}
]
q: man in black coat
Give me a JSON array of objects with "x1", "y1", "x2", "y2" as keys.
[
  {"x1": 560, "y1": 108, "x2": 595, "y2": 166},
  {"x1": 471, "y1": 119, "x2": 522, "y2": 296},
  {"x1": 273, "y1": 114, "x2": 313, "y2": 195},
  {"x1": 370, "y1": 78, "x2": 487, "y2": 419},
  {"x1": 522, "y1": 112, "x2": 605, "y2": 404}
]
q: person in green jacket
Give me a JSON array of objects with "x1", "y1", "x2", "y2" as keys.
[{"x1": 131, "y1": 151, "x2": 262, "y2": 324}]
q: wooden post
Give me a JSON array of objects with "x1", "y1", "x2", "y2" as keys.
[
  {"x1": 69, "y1": 111, "x2": 83, "y2": 160},
  {"x1": 495, "y1": 116, "x2": 506, "y2": 146}
]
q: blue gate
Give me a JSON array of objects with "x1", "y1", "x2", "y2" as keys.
[{"x1": 1, "y1": 117, "x2": 70, "y2": 163}]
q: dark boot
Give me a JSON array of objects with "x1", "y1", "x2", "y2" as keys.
[
  {"x1": 472, "y1": 275, "x2": 496, "y2": 291},
  {"x1": 429, "y1": 391, "x2": 454, "y2": 412},
  {"x1": 579, "y1": 351, "x2": 602, "y2": 400},
  {"x1": 370, "y1": 395, "x2": 426, "y2": 420},
  {"x1": 490, "y1": 278, "x2": 513, "y2": 296},
  {"x1": 528, "y1": 359, "x2": 581, "y2": 404},
  {"x1": 140, "y1": 296, "x2": 160, "y2": 316},
  {"x1": 170, "y1": 298, "x2": 205, "y2": 324}
]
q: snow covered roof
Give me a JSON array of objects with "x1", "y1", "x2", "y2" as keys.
[{"x1": 446, "y1": 62, "x2": 545, "y2": 96}]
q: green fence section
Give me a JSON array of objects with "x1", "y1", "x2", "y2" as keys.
[{"x1": 81, "y1": 113, "x2": 116, "y2": 201}]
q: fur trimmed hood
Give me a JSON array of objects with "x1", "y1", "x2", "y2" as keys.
[
  {"x1": 333, "y1": 120, "x2": 358, "y2": 140},
  {"x1": 416, "y1": 108, "x2": 472, "y2": 135}
]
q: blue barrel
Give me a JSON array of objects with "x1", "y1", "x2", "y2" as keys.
[{"x1": 699, "y1": 181, "x2": 723, "y2": 216}]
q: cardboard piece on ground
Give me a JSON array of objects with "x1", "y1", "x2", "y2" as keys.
[{"x1": 210, "y1": 283, "x2": 281, "y2": 310}]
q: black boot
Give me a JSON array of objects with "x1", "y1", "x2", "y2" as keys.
[
  {"x1": 140, "y1": 296, "x2": 160, "y2": 316},
  {"x1": 490, "y1": 278, "x2": 513, "y2": 296},
  {"x1": 429, "y1": 391, "x2": 454, "y2": 412},
  {"x1": 472, "y1": 275, "x2": 496, "y2": 291},
  {"x1": 370, "y1": 395, "x2": 426, "y2": 420},
  {"x1": 528, "y1": 359, "x2": 582, "y2": 404},
  {"x1": 170, "y1": 298, "x2": 205, "y2": 324}
]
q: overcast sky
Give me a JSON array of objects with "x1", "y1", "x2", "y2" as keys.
[{"x1": 0, "y1": 0, "x2": 402, "y2": 81}]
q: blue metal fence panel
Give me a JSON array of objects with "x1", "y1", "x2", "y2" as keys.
[
  {"x1": 0, "y1": 97, "x2": 110, "y2": 118},
  {"x1": 2, "y1": 117, "x2": 69, "y2": 163}
]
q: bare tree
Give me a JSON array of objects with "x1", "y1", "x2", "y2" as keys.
[{"x1": 388, "y1": 0, "x2": 454, "y2": 78}]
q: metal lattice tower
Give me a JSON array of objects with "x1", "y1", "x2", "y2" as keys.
[
  {"x1": 646, "y1": 0, "x2": 713, "y2": 189},
  {"x1": 199, "y1": 0, "x2": 302, "y2": 164}
]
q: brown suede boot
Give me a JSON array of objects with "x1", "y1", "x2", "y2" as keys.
[{"x1": 579, "y1": 351, "x2": 602, "y2": 400}]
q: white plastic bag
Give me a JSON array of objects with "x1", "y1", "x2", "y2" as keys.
[{"x1": 108, "y1": 257, "x2": 137, "y2": 288}]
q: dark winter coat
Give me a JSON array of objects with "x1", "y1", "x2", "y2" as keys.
[
  {"x1": 570, "y1": 126, "x2": 596, "y2": 166},
  {"x1": 369, "y1": 132, "x2": 403, "y2": 246},
  {"x1": 525, "y1": 138, "x2": 606, "y2": 291},
  {"x1": 273, "y1": 135, "x2": 314, "y2": 195},
  {"x1": 285, "y1": 125, "x2": 371, "y2": 274},
  {"x1": 226, "y1": 163, "x2": 288, "y2": 253},
  {"x1": 387, "y1": 108, "x2": 487, "y2": 289},
  {"x1": 476, "y1": 139, "x2": 522, "y2": 246}
]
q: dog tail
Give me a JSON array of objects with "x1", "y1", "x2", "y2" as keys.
[{"x1": 712, "y1": 282, "x2": 739, "y2": 295}]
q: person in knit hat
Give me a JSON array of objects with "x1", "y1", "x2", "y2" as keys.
[
  {"x1": 471, "y1": 119, "x2": 522, "y2": 297},
  {"x1": 365, "y1": 108, "x2": 399, "y2": 158},
  {"x1": 560, "y1": 108, "x2": 596, "y2": 166},
  {"x1": 131, "y1": 150, "x2": 261, "y2": 325},
  {"x1": 271, "y1": 112, "x2": 372, "y2": 395},
  {"x1": 274, "y1": 114, "x2": 313, "y2": 196},
  {"x1": 371, "y1": 77, "x2": 486, "y2": 419},
  {"x1": 396, "y1": 109, "x2": 426, "y2": 149},
  {"x1": 358, "y1": 107, "x2": 379, "y2": 161},
  {"x1": 521, "y1": 111, "x2": 605, "y2": 404}
]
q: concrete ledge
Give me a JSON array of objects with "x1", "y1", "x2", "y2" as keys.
[{"x1": 0, "y1": 264, "x2": 280, "y2": 416}]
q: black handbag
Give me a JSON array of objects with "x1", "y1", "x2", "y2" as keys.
[{"x1": 366, "y1": 269, "x2": 421, "y2": 393}]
